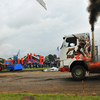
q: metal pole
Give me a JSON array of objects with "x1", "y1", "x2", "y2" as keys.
[{"x1": 92, "y1": 31, "x2": 96, "y2": 62}]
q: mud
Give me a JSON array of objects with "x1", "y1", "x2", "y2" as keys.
[{"x1": 0, "y1": 71, "x2": 100, "y2": 95}]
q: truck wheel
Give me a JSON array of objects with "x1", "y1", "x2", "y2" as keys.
[{"x1": 71, "y1": 65, "x2": 86, "y2": 80}]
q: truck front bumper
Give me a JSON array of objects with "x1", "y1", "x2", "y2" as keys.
[{"x1": 60, "y1": 66, "x2": 70, "y2": 72}]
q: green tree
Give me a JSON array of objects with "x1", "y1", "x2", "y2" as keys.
[
  {"x1": 44, "y1": 56, "x2": 49, "y2": 61},
  {"x1": 48, "y1": 54, "x2": 57, "y2": 61},
  {"x1": 23, "y1": 56, "x2": 27, "y2": 59},
  {"x1": 45, "y1": 54, "x2": 57, "y2": 62},
  {"x1": 7, "y1": 57, "x2": 12, "y2": 60},
  {"x1": 53, "y1": 54, "x2": 57, "y2": 59},
  {"x1": 0, "y1": 58, "x2": 5, "y2": 63},
  {"x1": 48, "y1": 54, "x2": 53, "y2": 61}
]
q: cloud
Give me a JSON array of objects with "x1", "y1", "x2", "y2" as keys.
[
  {"x1": 4, "y1": 0, "x2": 43, "y2": 29},
  {"x1": 0, "y1": 0, "x2": 100, "y2": 59},
  {"x1": 0, "y1": 43, "x2": 17, "y2": 59}
]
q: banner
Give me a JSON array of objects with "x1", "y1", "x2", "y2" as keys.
[
  {"x1": 56, "y1": 47, "x2": 59, "y2": 58},
  {"x1": 17, "y1": 50, "x2": 20, "y2": 56}
]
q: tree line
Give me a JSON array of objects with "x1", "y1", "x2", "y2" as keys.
[{"x1": 45, "y1": 54, "x2": 57, "y2": 62}]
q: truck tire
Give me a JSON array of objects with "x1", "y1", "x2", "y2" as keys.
[{"x1": 71, "y1": 65, "x2": 86, "y2": 80}]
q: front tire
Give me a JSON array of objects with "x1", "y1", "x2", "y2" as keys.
[{"x1": 71, "y1": 65, "x2": 86, "y2": 80}]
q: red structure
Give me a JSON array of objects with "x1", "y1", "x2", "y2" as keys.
[
  {"x1": 4, "y1": 58, "x2": 23, "y2": 66},
  {"x1": 24, "y1": 53, "x2": 44, "y2": 66},
  {"x1": 4, "y1": 53, "x2": 44, "y2": 66}
]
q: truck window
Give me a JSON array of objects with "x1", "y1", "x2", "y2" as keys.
[{"x1": 65, "y1": 37, "x2": 77, "y2": 47}]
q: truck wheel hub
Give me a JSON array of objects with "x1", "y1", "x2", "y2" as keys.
[{"x1": 75, "y1": 69, "x2": 82, "y2": 76}]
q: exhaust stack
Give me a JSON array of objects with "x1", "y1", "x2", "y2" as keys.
[
  {"x1": 87, "y1": 0, "x2": 100, "y2": 61},
  {"x1": 91, "y1": 31, "x2": 96, "y2": 62}
]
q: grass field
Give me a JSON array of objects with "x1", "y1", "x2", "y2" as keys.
[
  {"x1": 23, "y1": 67, "x2": 51, "y2": 70},
  {"x1": 2, "y1": 67, "x2": 52, "y2": 71},
  {"x1": 0, "y1": 93, "x2": 100, "y2": 100}
]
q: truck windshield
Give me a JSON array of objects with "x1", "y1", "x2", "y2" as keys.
[
  {"x1": 60, "y1": 37, "x2": 77, "y2": 49},
  {"x1": 64, "y1": 37, "x2": 77, "y2": 47}
]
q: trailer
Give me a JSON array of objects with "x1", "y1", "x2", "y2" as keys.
[
  {"x1": 7, "y1": 64, "x2": 23, "y2": 71},
  {"x1": 5, "y1": 55, "x2": 23, "y2": 71}
]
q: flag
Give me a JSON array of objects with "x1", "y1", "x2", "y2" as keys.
[
  {"x1": 17, "y1": 50, "x2": 20, "y2": 56},
  {"x1": 36, "y1": 0, "x2": 47, "y2": 10},
  {"x1": 56, "y1": 47, "x2": 59, "y2": 58}
]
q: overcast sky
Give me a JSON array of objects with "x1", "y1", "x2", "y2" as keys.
[{"x1": 0, "y1": 0, "x2": 100, "y2": 59}]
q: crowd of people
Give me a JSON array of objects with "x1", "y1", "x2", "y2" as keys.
[
  {"x1": 43, "y1": 60, "x2": 60, "y2": 67},
  {"x1": 25, "y1": 60, "x2": 60, "y2": 68}
]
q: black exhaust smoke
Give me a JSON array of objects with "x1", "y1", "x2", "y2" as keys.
[
  {"x1": 87, "y1": 0, "x2": 100, "y2": 61},
  {"x1": 87, "y1": 0, "x2": 100, "y2": 32}
]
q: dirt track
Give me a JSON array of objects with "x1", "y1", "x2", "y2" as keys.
[{"x1": 0, "y1": 71, "x2": 100, "y2": 95}]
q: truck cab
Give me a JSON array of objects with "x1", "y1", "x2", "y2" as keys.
[{"x1": 60, "y1": 33, "x2": 91, "y2": 80}]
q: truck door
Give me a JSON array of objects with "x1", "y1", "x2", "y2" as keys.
[{"x1": 60, "y1": 36, "x2": 77, "y2": 66}]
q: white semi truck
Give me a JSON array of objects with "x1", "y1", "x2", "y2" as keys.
[{"x1": 60, "y1": 33, "x2": 100, "y2": 80}]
